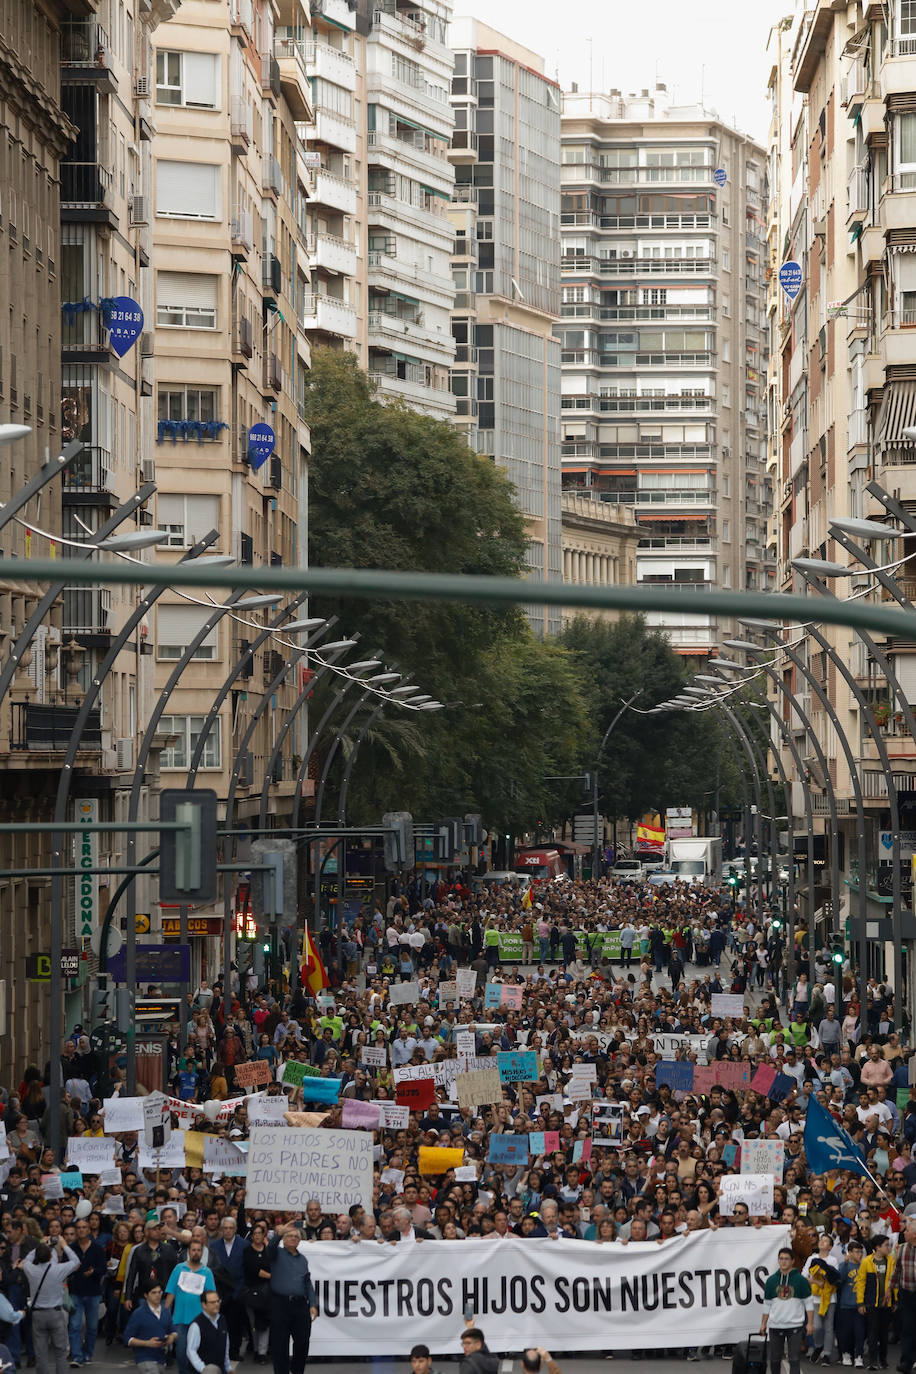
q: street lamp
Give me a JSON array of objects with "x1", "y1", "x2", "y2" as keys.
[{"x1": 99, "y1": 529, "x2": 169, "y2": 551}]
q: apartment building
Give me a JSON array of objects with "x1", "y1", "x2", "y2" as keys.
[
  {"x1": 561, "y1": 491, "x2": 640, "y2": 625},
  {"x1": 301, "y1": 0, "x2": 366, "y2": 363},
  {"x1": 766, "y1": 0, "x2": 916, "y2": 932},
  {"x1": 365, "y1": 0, "x2": 456, "y2": 416},
  {"x1": 559, "y1": 87, "x2": 773, "y2": 660},
  {"x1": 447, "y1": 18, "x2": 563, "y2": 636},
  {"x1": 151, "y1": 0, "x2": 312, "y2": 958}
]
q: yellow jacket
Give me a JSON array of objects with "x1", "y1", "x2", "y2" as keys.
[{"x1": 855, "y1": 1251, "x2": 896, "y2": 1308}]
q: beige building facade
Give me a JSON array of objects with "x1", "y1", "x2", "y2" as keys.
[{"x1": 561, "y1": 491, "x2": 639, "y2": 624}]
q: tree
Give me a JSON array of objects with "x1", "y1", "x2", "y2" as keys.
[{"x1": 304, "y1": 348, "x2": 589, "y2": 831}]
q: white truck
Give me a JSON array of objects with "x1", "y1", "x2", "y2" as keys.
[{"x1": 666, "y1": 836, "x2": 722, "y2": 885}]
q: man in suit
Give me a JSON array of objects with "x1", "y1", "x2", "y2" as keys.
[
  {"x1": 391, "y1": 1208, "x2": 433, "y2": 1243},
  {"x1": 207, "y1": 1218, "x2": 248, "y2": 1360}
]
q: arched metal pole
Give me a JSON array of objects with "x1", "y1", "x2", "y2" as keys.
[
  {"x1": 48, "y1": 529, "x2": 218, "y2": 1146},
  {"x1": 0, "y1": 438, "x2": 83, "y2": 535}
]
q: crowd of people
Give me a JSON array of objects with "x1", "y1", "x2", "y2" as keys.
[{"x1": 0, "y1": 872, "x2": 913, "y2": 1374}]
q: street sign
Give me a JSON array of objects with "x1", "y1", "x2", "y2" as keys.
[
  {"x1": 779, "y1": 261, "x2": 803, "y2": 300},
  {"x1": 27, "y1": 952, "x2": 79, "y2": 980},
  {"x1": 74, "y1": 798, "x2": 98, "y2": 941},
  {"x1": 107, "y1": 943, "x2": 191, "y2": 984},
  {"x1": 161, "y1": 915, "x2": 222, "y2": 937}
]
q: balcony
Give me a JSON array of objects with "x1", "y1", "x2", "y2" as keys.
[
  {"x1": 60, "y1": 20, "x2": 117, "y2": 92},
  {"x1": 596, "y1": 394, "x2": 713, "y2": 414},
  {"x1": 262, "y1": 154, "x2": 283, "y2": 198},
  {"x1": 231, "y1": 210, "x2": 254, "y2": 258},
  {"x1": 61, "y1": 162, "x2": 117, "y2": 229},
  {"x1": 300, "y1": 293, "x2": 357, "y2": 338},
  {"x1": 450, "y1": 185, "x2": 477, "y2": 205},
  {"x1": 316, "y1": 0, "x2": 355, "y2": 29},
  {"x1": 448, "y1": 130, "x2": 478, "y2": 165},
  {"x1": 62, "y1": 307, "x2": 111, "y2": 364},
  {"x1": 62, "y1": 446, "x2": 113, "y2": 502},
  {"x1": 261, "y1": 53, "x2": 281, "y2": 100},
  {"x1": 230, "y1": 96, "x2": 252, "y2": 152},
  {"x1": 305, "y1": 41, "x2": 356, "y2": 91},
  {"x1": 597, "y1": 256, "x2": 717, "y2": 276},
  {"x1": 264, "y1": 351, "x2": 283, "y2": 394},
  {"x1": 847, "y1": 163, "x2": 869, "y2": 223},
  {"x1": 882, "y1": 41, "x2": 916, "y2": 100},
  {"x1": 62, "y1": 587, "x2": 112, "y2": 641},
  {"x1": 11, "y1": 702, "x2": 102, "y2": 753},
  {"x1": 310, "y1": 166, "x2": 357, "y2": 215},
  {"x1": 232, "y1": 312, "x2": 253, "y2": 365},
  {"x1": 273, "y1": 39, "x2": 311, "y2": 120},
  {"x1": 307, "y1": 231, "x2": 357, "y2": 276},
  {"x1": 262, "y1": 252, "x2": 282, "y2": 296},
  {"x1": 311, "y1": 108, "x2": 356, "y2": 154}
]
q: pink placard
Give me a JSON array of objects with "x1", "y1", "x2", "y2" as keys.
[
  {"x1": 501, "y1": 985, "x2": 524, "y2": 1009},
  {"x1": 543, "y1": 1130, "x2": 561, "y2": 1152},
  {"x1": 692, "y1": 1066, "x2": 716, "y2": 1095},
  {"x1": 750, "y1": 1064, "x2": 777, "y2": 1096},
  {"x1": 714, "y1": 1061, "x2": 750, "y2": 1089},
  {"x1": 341, "y1": 1099, "x2": 382, "y2": 1130}
]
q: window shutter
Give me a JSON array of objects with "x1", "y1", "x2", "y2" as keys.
[
  {"x1": 156, "y1": 160, "x2": 220, "y2": 218},
  {"x1": 157, "y1": 272, "x2": 219, "y2": 309},
  {"x1": 183, "y1": 52, "x2": 219, "y2": 108},
  {"x1": 156, "y1": 604, "x2": 220, "y2": 656}
]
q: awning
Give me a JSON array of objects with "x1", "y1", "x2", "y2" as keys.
[{"x1": 877, "y1": 380, "x2": 916, "y2": 448}]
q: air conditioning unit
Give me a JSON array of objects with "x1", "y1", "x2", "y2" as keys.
[
  {"x1": 116, "y1": 737, "x2": 134, "y2": 771},
  {"x1": 140, "y1": 458, "x2": 155, "y2": 482},
  {"x1": 129, "y1": 195, "x2": 148, "y2": 226},
  {"x1": 140, "y1": 333, "x2": 153, "y2": 357},
  {"x1": 135, "y1": 76, "x2": 150, "y2": 98}
]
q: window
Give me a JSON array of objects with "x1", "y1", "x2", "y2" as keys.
[
  {"x1": 722, "y1": 520, "x2": 730, "y2": 541},
  {"x1": 157, "y1": 492, "x2": 221, "y2": 548},
  {"x1": 898, "y1": 112, "x2": 916, "y2": 188},
  {"x1": 156, "y1": 51, "x2": 219, "y2": 108},
  {"x1": 158, "y1": 387, "x2": 217, "y2": 423},
  {"x1": 156, "y1": 160, "x2": 221, "y2": 219},
  {"x1": 722, "y1": 248, "x2": 730, "y2": 271},
  {"x1": 156, "y1": 604, "x2": 220, "y2": 660},
  {"x1": 159, "y1": 715, "x2": 221, "y2": 769},
  {"x1": 156, "y1": 272, "x2": 218, "y2": 328},
  {"x1": 901, "y1": 0, "x2": 916, "y2": 50}
]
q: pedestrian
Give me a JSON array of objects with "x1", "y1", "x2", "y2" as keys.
[
  {"x1": 410, "y1": 1343, "x2": 446, "y2": 1374},
  {"x1": 66, "y1": 1216, "x2": 106, "y2": 1368},
  {"x1": 836, "y1": 1239, "x2": 866, "y2": 1368},
  {"x1": 896, "y1": 1221, "x2": 916, "y2": 1374},
  {"x1": 265, "y1": 1222, "x2": 319, "y2": 1374},
  {"x1": 759, "y1": 1246, "x2": 815, "y2": 1374},
  {"x1": 207, "y1": 1218, "x2": 248, "y2": 1360},
  {"x1": 164, "y1": 1237, "x2": 215, "y2": 1374},
  {"x1": 458, "y1": 1322, "x2": 499, "y2": 1374},
  {"x1": 185, "y1": 1291, "x2": 230, "y2": 1374},
  {"x1": 123, "y1": 1279, "x2": 177, "y2": 1374},
  {"x1": 21, "y1": 1239, "x2": 81, "y2": 1374},
  {"x1": 855, "y1": 1233, "x2": 895, "y2": 1370}
]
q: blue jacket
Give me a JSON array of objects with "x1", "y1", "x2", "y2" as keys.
[
  {"x1": 123, "y1": 1301, "x2": 175, "y2": 1364},
  {"x1": 208, "y1": 1237, "x2": 248, "y2": 1300},
  {"x1": 68, "y1": 1240, "x2": 107, "y2": 1298}
]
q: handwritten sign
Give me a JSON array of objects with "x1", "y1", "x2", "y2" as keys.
[
  {"x1": 388, "y1": 981, "x2": 420, "y2": 1007},
  {"x1": 102, "y1": 1096, "x2": 145, "y2": 1133},
  {"x1": 456, "y1": 1031, "x2": 476, "y2": 1059},
  {"x1": 66, "y1": 1137, "x2": 115, "y2": 1172},
  {"x1": 247, "y1": 1094, "x2": 293, "y2": 1126},
  {"x1": 720, "y1": 1172, "x2": 774, "y2": 1217},
  {"x1": 279, "y1": 1060, "x2": 321, "y2": 1088},
  {"x1": 750, "y1": 1064, "x2": 777, "y2": 1097},
  {"x1": 202, "y1": 1138, "x2": 247, "y2": 1173},
  {"x1": 439, "y1": 981, "x2": 458, "y2": 1005},
  {"x1": 710, "y1": 994, "x2": 745, "y2": 1019},
  {"x1": 655, "y1": 1061, "x2": 695, "y2": 1092},
  {"x1": 572, "y1": 1138, "x2": 592, "y2": 1164},
  {"x1": 497, "y1": 1051, "x2": 538, "y2": 1083},
  {"x1": 246, "y1": 1126, "x2": 374, "y2": 1213},
  {"x1": 138, "y1": 1130, "x2": 186, "y2": 1171},
  {"x1": 529, "y1": 1130, "x2": 561, "y2": 1155},
  {"x1": 484, "y1": 984, "x2": 502, "y2": 1010},
  {"x1": 501, "y1": 985, "x2": 523, "y2": 1010},
  {"x1": 741, "y1": 1139, "x2": 785, "y2": 1178},
  {"x1": 299, "y1": 1078, "x2": 341, "y2": 1106},
  {"x1": 59, "y1": 1169, "x2": 84, "y2": 1190},
  {"x1": 235, "y1": 1059, "x2": 272, "y2": 1088},
  {"x1": 455, "y1": 969, "x2": 477, "y2": 999},
  {"x1": 456, "y1": 1067, "x2": 503, "y2": 1111},
  {"x1": 374, "y1": 1102, "x2": 409, "y2": 1130},
  {"x1": 395, "y1": 1079, "x2": 436, "y2": 1111},
  {"x1": 360, "y1": 1047, "x2": 387, "y2": 1069}
]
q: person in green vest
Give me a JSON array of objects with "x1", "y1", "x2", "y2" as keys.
[
  {"x1": 318, "y1": 1010, "x2": 343, "y2": 1041},
  {"x1": 788, "y1": 1013, "x2": 809, "y2": 1049},
  {"x1": 484, "y1": 920, "x2": 501, "y2": 971}
]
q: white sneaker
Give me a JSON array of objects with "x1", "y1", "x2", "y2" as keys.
[
  {"x1": 842, "y1": 1357, "x2": 852, "y2": 1367},
  {"x1": 855, "y1": 1359, "x2": 865, "y2": 1368}
]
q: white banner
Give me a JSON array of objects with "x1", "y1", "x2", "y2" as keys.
[
  {"x1": 307, "y1": 1228, "x2": 788, "y2": 1356},
  {"x1": 138, "y1": 1130, "x2": 186, "y2": 1171},
  {"x1": 102, "y1": 1096, "x2": 145, "y2": 1133},
  {"x1": 246, "y1": 1126, "x2": 374, "y2": 1214}
]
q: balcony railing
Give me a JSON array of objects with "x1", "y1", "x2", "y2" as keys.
[
  {"x1": 62, "y1": 445, "x2": 112, "y2": 493},
  {"x1": 63, "y1": 587, "x2": 112, "y2": 635},
  {"x1": 61, "y1": 162, "x2": 111, "y2": 206},
  {"x1": 60, "y1": 18, "x2": 110, "y2": 65},
  {"x1": 11, "y1": 702, "x2": 102, "y2": 752}
]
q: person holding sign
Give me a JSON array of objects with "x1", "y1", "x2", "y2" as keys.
[
  {"x1": 164, "y1": 1238, "x2": 215, "y2": 1374},
  {"x1": 265, "y1": 1223, "x2": 318, "y2": 1374}
]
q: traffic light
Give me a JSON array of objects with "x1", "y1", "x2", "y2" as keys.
[
  {"x1": 771, "y1": 916, "x2": 783, "y2": 931},
  {"x1": 832, "y1": 945, "x2": 844, "y2": 966},
  {"x1": 159, "y1": 789, "x2": 218, "y2": 903},
  {"x1": 382, "y1": 812, "x2": 414, "y2": 870},
  {"x1": 727, "y1": 871, "x2": 739, "y2": 888},
  {"x1": 251, "y1": 839, "x2": 296, "y2": 920},
  {"x1": 91, "y1": 980, "x2": 114, "y2": 1025}
]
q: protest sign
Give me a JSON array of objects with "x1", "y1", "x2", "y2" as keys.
[
  {"x1": 202, "y1": 1138, "x2": 247, "y2": 1173},
  {"x1": 234, "y1": 1059, "x2": 272, "y2": 1088},
  {"x1": 388, "y1": 981, "x2": 419, "y2": 1007},
  {"x1": 246, "y1": 1126, "x2": 374, "y2": 1213},
  {"x1": 692, "y1": 1066, "x2": 717, "y2": 1095},
  {"x1": 418, "y1": 1146, "x2": 465, "y2": 1175},
  {"x1": 455, "y1": 968, "x2": 477, "y2": 999},
  {"x1": 456, "y1": 1030, "x2": 476, "y2": 1059},
  {"x1": 529, "y1": 1130, "x2": 561, "y2": 1156},
  {"x1": 278, "y1": 1061, "x2": 321, "y2": 1086},
  {"x1": 721, "y1": 1142, "x2": 740, "y2": 1170},
  {"x1": 307, "y1": 1228, "x2": 787, "y2": 1357},
  {"x1": 247, "y1": 1094, "x2": 293, "y2": 1126},
  {"x1": 43, "y1": 1174, "x2": 64, "y2": 1199},
  {"x1": 66, "y1": 1137, "x2": 115, "y2": 1172},
  {"x1": 572, "y1": 1138, "x2": 593, "y2": 1164},
  {"x1": 740, "y1": 1139, "x2": 785, "y2": 1178},
  {"x1": 395, "y1": 1078, "x2": 436, "y2": 1111},
  {"x1": 487, "y1": 1134, "x2": 529, "y2": 1165},
  {"x1": 102, "y1": 1096, "x2": 144, "y2": 1133},
  {"x1": 143, "y1": 1093, "x2": 172, "y2": 1152},
  {"x1": 714, "y1": 1062, "x2": 751, "y2": 1090},
  {"x1": 497, "y1": 1051, "x2": 538, "y2": 1083},
  {"x1": 500, "y1": 985, "x2": 523, "y2": 1010},
  {"x1": 393, "y1": 1064, "x2": 435, "y2": 1083},
  {"x1": 439, "y1": 981, "x2": 458, "y2": 1005},
  {"x1": 374, "y1": 1103, "x2": 409, "y2": 1130},
  {"x1": 360, "y1": 1046, "x2": 387, "y2": 1069},
  {"x1": 591, "y1": 1102, "x2": 625, "y2": 1146},
  {"x1": 59, "y1": 1169, "x2": 83, "y2": 1190},
  {"x1": 299, "y1": 1078, "x2": 341, "y2": 1106},
  {"x1": 710, "y1": 993, "x2": 745, "y2": 1019},
  {"x1": 768, "y1": 1073, "x2": 795, "y2": 1103},
  {"x1": 536, "y1": 1093, "x2": 563, "y2": 1113},
  {"x1": 719, "y1": 1173, "x2": 774, "y2": 1217},
  {"x1": 454, "y1": 1164, "x2": 478, "y2": 1182},
  {"x1": 484, "y1": 984, "x2": 502, "y2": 1010},
  {"x1": 341, "y1": 1100, "x2": 382, "y2": 1131},
  {"x1": 138, "y1": 1130, "x2": 185, "y2": 1171},
  {"x1": 566, "y1": 1077, "x2": 595, "y2": 1102},
  {"x1": 456, "y1": 1067, "x2": 504, "y2": 1111},
  {"x1": 654, "y1": 1062, "x2": 695, "y2": 1092},
  {"x1": 98, "y1": 1167, "x2": 122, "y2": 1187}
]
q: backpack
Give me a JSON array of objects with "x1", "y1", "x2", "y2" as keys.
[{"x1": 521, "y1": 921, "x2": 533, "y2": 942}]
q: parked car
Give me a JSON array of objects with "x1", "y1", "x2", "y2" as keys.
[{"x1": 610, "y1": 859, "x2": 644, "y2": 883}]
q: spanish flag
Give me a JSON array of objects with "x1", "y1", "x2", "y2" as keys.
[
  {"x1": 302, "y1": 924, "x2": 329, "y2": 996},
  {"x1": 521, "y1": 886, "x2": 533, "y2": 910}
]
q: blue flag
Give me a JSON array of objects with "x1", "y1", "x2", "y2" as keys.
[{"x1": 803, "y1": 1094, "x2": 869, "y2": 1177}]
